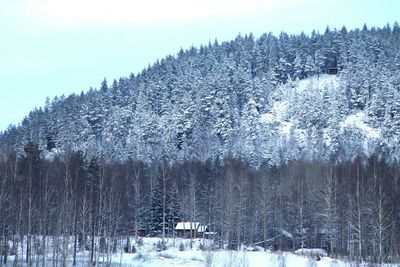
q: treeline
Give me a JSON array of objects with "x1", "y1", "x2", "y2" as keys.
[{"x1": 0, "y1": 142, "x2": 399, "y2": 264}]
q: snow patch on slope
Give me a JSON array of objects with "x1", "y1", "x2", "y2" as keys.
[
  {"x1": 260, "y1": 101, "x2": 289, "y2": 124},
  {"x1": 341, "y1": 112, "x2": 380, "y2": 139},
  {"x1": 258, "y1": 74, "x2": 382, "y2": 161},
  {"x1": 293, "y1": 74, "x2": 340, "y2": 93},
  {"x1": 261, "y1": 74, "x2": 340, "y2": 136},
  {"x1": 279, "y1": 121, "x2": 293, "y2": 135},
  {"x1": 260, "y1": 113, "x2": 273, "y2": 124}
]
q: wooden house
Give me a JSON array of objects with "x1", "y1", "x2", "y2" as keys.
[
  {"x1": 175, "y1": 222, "x2": 215, "y2": 238},
  {"x1": 175, "y1": 222, "x2": 200, "y2": 238}
]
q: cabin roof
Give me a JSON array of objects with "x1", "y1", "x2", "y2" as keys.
[{"x1": 175, "y1": 222, "x2": 200, "y2": 230}]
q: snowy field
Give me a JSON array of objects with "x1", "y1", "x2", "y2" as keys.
[{"x1": 4, "y1": 237, "x2": 397, "y2": 267}]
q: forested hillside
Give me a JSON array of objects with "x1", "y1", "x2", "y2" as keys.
[{"x1": 1, "y1": 23, "x2": 400, "y2": 165}]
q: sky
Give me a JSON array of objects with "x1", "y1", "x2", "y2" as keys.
[{"x1": 0, "y1": 0, "x2": 399, "y2": 132}]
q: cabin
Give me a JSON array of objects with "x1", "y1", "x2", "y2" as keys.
[
  {"x1": 197, "y1": 225, "x2": 216, "y2": 239},
  {"x1": 128, "y1": 229, "x2": 146, "y2": 237},
  {"x1": 326, "y1": 67, "x2": 338, "y2": 75},
  {"x1": 175, "y1": 222, "x2": 200, "y2": 238},
  {"x1": 175, "y1": 222, "x2": 216, "y2": 238}
]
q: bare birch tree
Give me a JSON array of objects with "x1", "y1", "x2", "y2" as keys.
[{"x1": 318, "y1": 165, "x2": 338, "y2": 256}]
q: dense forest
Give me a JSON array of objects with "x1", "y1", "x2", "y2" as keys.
[
  {"x1": 0, "y1": 143, "x2": 399, "y2": 264},
  {"x1": 1, "y1": 23, "x2": 400, "y2": 265},
  {"x1": 1, "y1": 23, "x2": 400, "y2": 164}
]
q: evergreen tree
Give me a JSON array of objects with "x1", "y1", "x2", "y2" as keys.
[
  {"x1": 293, "y1": 52, "x2": 303, "y2": 79},
  {"x1": 100, "y1": 78, "x2": 108, "y2": 93},
  {"x1": 149, "y1": 174, "x2": 164, "y2": 236},
  {"x1": 166, "y1": 182, "x2": 181, "y2": 236}
]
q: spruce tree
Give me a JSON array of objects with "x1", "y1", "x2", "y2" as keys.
[
  {"x1": 166, "y1": 182, "x2": 181, "y2": 236},
  {"x1": 149, "y1": 174, "x2": 165, "y2": 236}
]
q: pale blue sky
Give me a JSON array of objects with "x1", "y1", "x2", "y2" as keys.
[{"x1": 0, "y1": 0, "x2": 399, "y2": 131}]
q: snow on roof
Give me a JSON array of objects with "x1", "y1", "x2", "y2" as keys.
[
  {"x1": 197, "y1": 225, "x2": 208, "y2": 233},
  {"x1": 175, "y1": 222, "x2": 200, "y2": 230}
]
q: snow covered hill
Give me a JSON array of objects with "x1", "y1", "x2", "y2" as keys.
[{"x1": 1, "y1": 25, "x2": 400, "y2": 166}]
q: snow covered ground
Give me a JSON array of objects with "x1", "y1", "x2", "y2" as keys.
[
  {"x1": 6, "y1": 237, "x2": 396, "y2": 266},
  {"x1": 104, "y1": 237, "x2": 399, "y2": 267},
  {"x1": 114, "y1": 249, "x2": 336, "y2": 267}
]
